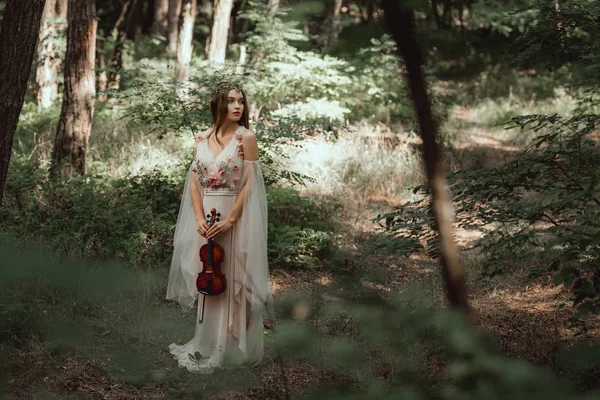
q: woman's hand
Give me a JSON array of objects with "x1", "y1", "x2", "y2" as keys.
[
  {"x1": 196, "y1": 218, "x2": 210, "y2": 238},
  {"x1": 206, "y1": 218, "x2": 234, "y2": 240}
]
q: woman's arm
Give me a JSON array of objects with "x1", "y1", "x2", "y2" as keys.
[
  {"x1": 226, "y1": 129, "x2": 259, "y2": 224},
  {"x1": 190, "y1": 136, "x2": 205, "y2": 223}
]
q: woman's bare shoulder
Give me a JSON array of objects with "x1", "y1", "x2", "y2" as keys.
[
  {"x1": 241, "y1": 128, "x2": 257, "y2": 140},
  {"x1": 241, "y1": 128, "x2": 259, "y2": 160}
]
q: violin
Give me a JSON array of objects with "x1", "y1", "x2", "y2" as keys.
[{"x1": 197, "y1": 208, "x2": 227, "y2": 323}]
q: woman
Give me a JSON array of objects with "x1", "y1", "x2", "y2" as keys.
[{"x1": 166, "y1": 81, "x2": 272, "y2": 374}]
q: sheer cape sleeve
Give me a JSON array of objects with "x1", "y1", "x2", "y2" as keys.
[
  {"x1": 236, "y1": 160, "x2": 274, "y2": 318},
  {"x1": 166, "y1": 158, "x2": 273, "y2": 318},
  {"x1": 166, "y1": 162, "x2": 201, "y2": 311}
]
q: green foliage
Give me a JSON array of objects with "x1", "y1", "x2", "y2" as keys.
[
  {"x1": 239, "y1": 1, "x2": 354, "y2": 116},
  {"x1": 514, "y1": 0, "x2": 600, "y2": 85},
  {"x1": 273, "y1": 287, "x2": 600, "y2": 399},
  {"x1": 267, "y1": 187, "x2": 337, "y2": 268},
  {"x1": 378, "y1": 111, "x2": 600, "y2": 315},
  {"x1": 345, "y1": 34, "x2": 413, "y2": 122},
  {"x1": 0, "y1": 240, "x2": 137, "y2": 346},
  {"x1": 1, "y1": 156, "x2": 179, "y2": 266},
  {"x1": 468, "y1": 0, "x2": 539, "y2": 37}
]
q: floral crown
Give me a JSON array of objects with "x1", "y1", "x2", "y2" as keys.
[{"x1": 211, "y1": 81, "x2": 244, "y2": 98}]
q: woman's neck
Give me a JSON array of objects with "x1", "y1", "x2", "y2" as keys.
[{"x1": 216, "y1": 121, "x2": 239, "y2": 138}]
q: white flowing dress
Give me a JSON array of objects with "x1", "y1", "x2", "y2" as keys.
[{"x1": 166, "y1": 125, "x2": 272, "y2": 374}]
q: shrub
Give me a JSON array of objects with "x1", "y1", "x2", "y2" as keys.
[{"x1": 267, "y1": 187, "x2": 337, "y2": 269}]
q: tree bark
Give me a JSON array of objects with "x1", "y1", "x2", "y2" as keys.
[
  {"x1": 97, "y1": 37, "x2": 108, "y2": 101},
  {"x1": 208, "y1": 0, "x2": 234, "y2": 65},
  {"x1": 155, "y1": 0, "x2": 170, "y2": 31},
  {"x1": 51, "y1": 0, "x2": 97, "y2": 177},
  {"x1": 0, "y1": 0, "x2": 46, "y2": 203},
  {"x1": 36, "y1": 0, "x2": 68, "y2": 110},
  {"x1": 382, "y1": 0, "x2": 469, "y2": 313},
  {"x1": 175, "y1": 0, "x2": 197, "y2": 82},
  {"x1": 167, "y1": 0, "x2": 182, "y2": 54},
  {"x1": 268, "y1": 0, "x2": 280, "y2": 17}
]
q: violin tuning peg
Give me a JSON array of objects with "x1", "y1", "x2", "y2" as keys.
[{"x1": 217, "y1": 213, "x2": 221, "y2": 217}]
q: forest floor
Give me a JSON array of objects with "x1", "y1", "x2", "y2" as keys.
[{"x1": 4, "y1": 106, "x2": 600, "y2": 399}]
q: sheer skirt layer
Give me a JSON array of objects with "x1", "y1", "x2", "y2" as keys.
[
  {"x1": 166, "y1": 157, "x2": 271, "y2": 374},
  {"x1": 168, "y1": 191, "x2": 264, "y2": 373}
]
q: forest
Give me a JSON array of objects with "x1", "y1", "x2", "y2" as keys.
[{"x1": 1, "y1": 0, "x2": 599, "y2": 398}]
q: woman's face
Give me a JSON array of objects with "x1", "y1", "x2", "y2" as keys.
[{"x1": 226, "y1": 89, "x2": 244, "y2": 122}]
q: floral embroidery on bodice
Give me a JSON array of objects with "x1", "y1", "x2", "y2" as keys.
[{"x1": 193, "y1": 125, "x2": 245, "y2": 190}]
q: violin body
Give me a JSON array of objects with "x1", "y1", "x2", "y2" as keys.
[{"x1": 197, "y1": 208, "x2": 227, "y2": 296}]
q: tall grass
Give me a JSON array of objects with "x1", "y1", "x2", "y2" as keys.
[{"x1": 283, "y1": 123, "x2": 424, "y2": 203}]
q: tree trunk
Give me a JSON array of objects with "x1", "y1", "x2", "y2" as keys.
[
  {"x1": 51, "y1": 0, "x2": 97, "y2": 177},
  {"x1": 382, "y1": 0, "x2": 469, "y2": 313},
  {"x1": 36, "y1": 0, "x2": 68, "y2": 110},
  {"x1": 108, "y1": 0, "x2": 135, "y2": 92},
  {"x1": 367, "y1": 0, "x2": 375, "y2": 23},
  {"x1": 167, "y1": 0, "x2": 182, "y2": 54},
  {"x1": 268, "y1": 0, "x2": 280, "y2": 17},
  {"x1": 175, "y1": 0, "x2": 197, "y2": 82},
  {"x1": 144, "y1": 0, "x2": 156, "y2": 34},
  {"x1": 554, "y1": 0, "x2": 568, "y2": 63},
  {"x1": 97, "y1": 37, "x2": 108, "y2": 101},
  {"x1": 208, "y1": 0, "x2": 234, "y2": 65},
  {"x1": 330, "y1": 0, "x2": 343, "y2": 45},
  {"x1": 155, "y1": 0, "x2": 170, "y2": 31},
  {"x1": 228, "y1": 0, "x2": 242, "y2": 47},
  {"x1": 126, "y1": 0, "x2": 144, "y2": 40},
  {"x1": 0, "y1": 0, "x2": 46, "y2": 203}
]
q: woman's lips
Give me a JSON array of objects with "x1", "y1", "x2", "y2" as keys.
[{"x1": 233, "y1": 112, "x2": 240, "y2": 116}]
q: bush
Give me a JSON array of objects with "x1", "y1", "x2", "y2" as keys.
[
  {"x1": 1, "y1": 156, "x2": 179, "y2": 267},
  {"x1": 267, "y1": 187, "x2": 337, "y2": 269}
]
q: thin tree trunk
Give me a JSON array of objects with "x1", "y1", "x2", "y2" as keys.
[
  {"x1": 367, "y1": 0, "x2": 375, "y2": 23},
  {"x1": 208, "y1": 0, "x2": 234, "y2": 65},
  {"x1": 431, "y1": 0, "x2": 442, "y2": 28},
  {"x1": 442, "y1": 0, "x2": 451, "y2": 27},
  {"x1": 175, "y1": 0, "x2": 197, "y2": 82},
  {"x1": 0, "y1": 0, "x2": 46, "y2": 203},
  {"x1": 228, "y1": 0, "x2": 241, "y2": 46},
  {"x1": 52, "y1": 0, "x2": 97, "y2": 177},
  {"x1": 36, "y1": 0, "x2": 68, "y2": 110},
  {"x1": 126, "y1": 0, "x2": 144, "y2": 40},
  {"x1": 554, "y1": 0, "x2": 568, "y2": 63},
  {"x1": 144, "y1": 0, "x2": 156, "y2": 34},
  {"x1": 155, "y1": 0, "x2": 170, "y2": 31},
  {"x1": 167, "y1": 0, "x2": 182, "y2": 54},
  {"x1": 97, "y1": 37, "x2": 108, "y2": 101},
  {"x1": 330, "y1": 0, "x2": 343, "y2": 45},
  {"x1": 268, "y1": 0, "x2": 280, "y2": 17},
  {"x1": 108, "y1": 0, "x2": 135, "y2": 92},
  {"x1": 382, "y1": 0, "x2": 469, "y2": 313}
]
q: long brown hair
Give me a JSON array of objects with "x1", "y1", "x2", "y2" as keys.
[{"x1": 208, "y1": 84, "x2": 250, "y2": 148}]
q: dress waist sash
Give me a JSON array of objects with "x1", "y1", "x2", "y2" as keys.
[{"x1": 204, "y1": 187, "x2": 238, "y2": 196}]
